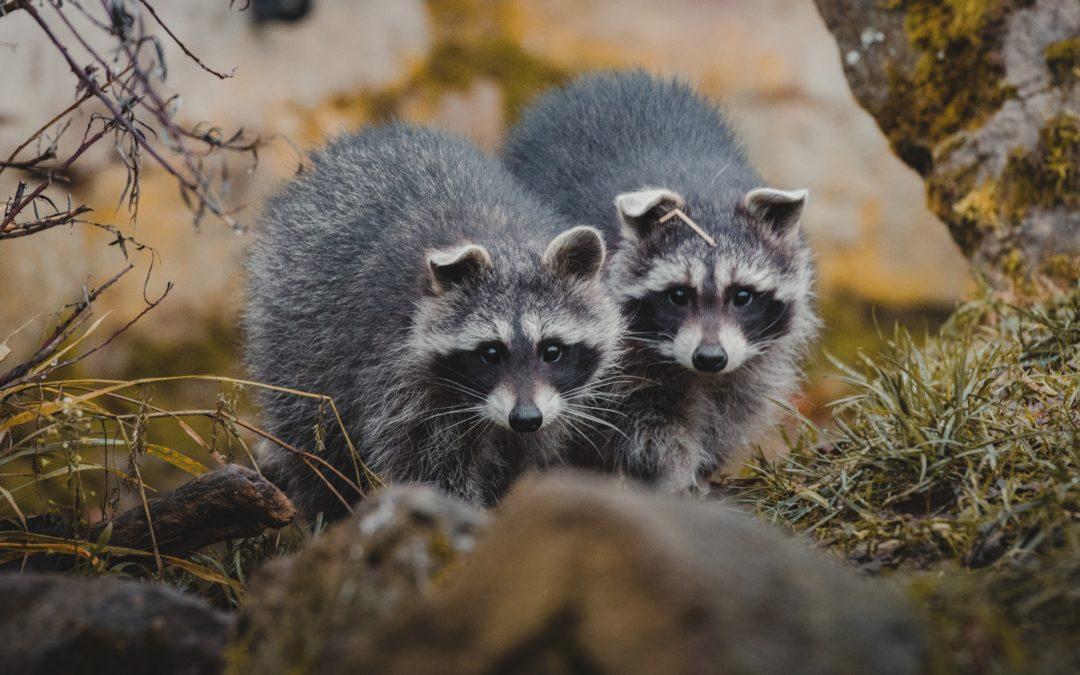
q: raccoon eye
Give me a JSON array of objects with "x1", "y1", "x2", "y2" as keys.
[
  {"x1": 732, "y1": 288, "x2": 755, "y2": 307},
  {"x1": 667, "y1": 286, "x2": 692, "y2": 307},
  {"x1": 540, "y1": 342, "x2": 563, "y2": 363},
  {"x1": 478, "y1": 343, "x2": 504, "y2": 365}
]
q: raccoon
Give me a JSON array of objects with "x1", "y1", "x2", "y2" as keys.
[
  {"x1": 244, "y1": 125, "x2": 622, "y2": 519},
  {"x1": 503, "y1": 71, "x2": 819, "y2": 492}
]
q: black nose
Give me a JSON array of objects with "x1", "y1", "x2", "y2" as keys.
[
  {"x1": 509, "y1": 404, "x2": 543, "y2": 433},
  {"x1": 692, "y1": 345, "x2": 728, "y2": 372}
]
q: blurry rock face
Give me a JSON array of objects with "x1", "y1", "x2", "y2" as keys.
[
  {"x1": 0, "y1": 572, "x2": 231, "y2": 675},
  {"x1": 0, "y1": 0, "x2": 969, "y2": 365},
  {"x1": 235, "y1": 472, "x2": 928, "y2": 674},
  {"x1": 511, "y1": 0, "x2": 973, "y2": 304},
  {"x1": 814, "y1": 0, "x2": 1079, "y2": 288},
  {"x1": 229, "y1": 485, "x2": 489, "y2": 674}
]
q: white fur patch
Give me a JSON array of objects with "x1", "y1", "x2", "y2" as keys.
[
  {"x1": 618, "y1": 256, "x2": 702, "y2": 302},
  {"x1": 526, "y1": 310, "x2": 615, "y2": 350},
  {"x1": 426, "y1": 243, "x2": 494, "y2": 294},
  {"x1": 534, "y1": 383, "x2": 564, "y2": 429},
  {"x1": 521, "y1": 312, "x2": 543, "y2": 345},
  {"x1": 485, "y1": 384, "x2": 515, "y2": 430},
  {"x1": 409, "y1": 303, "x2": 515, "y2": 361},
  {"x1": 713, "y1": 259, "x2": 812, "y2": 303},
  {"x1": 614, "y1": 187, "x2": 685, "y2": 240},
  {"x1": 716, "y1": 322, "x2": 753, "y2": 371},
  {"x1": 666, "y1": 323, "x2": 703, "y2": 370}
]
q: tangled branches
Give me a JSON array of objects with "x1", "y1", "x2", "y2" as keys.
[{"x1": 1, "y1": 0, "x2": 263, "y2": 387}]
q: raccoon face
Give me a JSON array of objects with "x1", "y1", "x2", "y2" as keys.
[
  {"x1": 413, "y1": 226, "x2": 620, "y2": 434},
  {"x1": 612, "y1": 186, "x2": 811, "y2": 375}
]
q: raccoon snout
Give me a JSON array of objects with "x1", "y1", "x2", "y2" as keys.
[
  {"x1": 509, "y1": 404, "x2": 544, "y2": 433},
  {"x1": 692, "y1": 344, "x2": 728, "y2": 373}
]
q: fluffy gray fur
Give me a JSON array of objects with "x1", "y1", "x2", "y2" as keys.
[
  {"x1": 503, "y1": 71, "x2": 820, "y2": 492},
  {"x1": 245, "y1": 125, "x2": 622, "y2": 519}
]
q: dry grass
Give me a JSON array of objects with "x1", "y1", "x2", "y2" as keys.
[
  {"x1": 0, "y1": 367, "x2": 374, "y2": 607},
  {"x1": 731, "y1": 283, "x2": 1079, "y2": 672}
]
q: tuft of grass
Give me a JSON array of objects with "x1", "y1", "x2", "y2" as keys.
[
  {"x1": 732, "y1": 283, "x2": 1078, "y2": 672},
  {"x1": 0, "y1": 370, "x2": 373, "y2": 608}
]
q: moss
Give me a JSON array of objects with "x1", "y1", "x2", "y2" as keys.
[
  {"x1": 1045, "y1": 37, "x2": 1080, "y2": 86},
  {"x1": 344, "y1": 0, "x2": 567, "y2": 127},
  {"x1": 999, "y1": 112, "x2": 1080, "y2": 220},
  {"x1": 876, "y1": 0, "x2": 1030, "y2": 174}
]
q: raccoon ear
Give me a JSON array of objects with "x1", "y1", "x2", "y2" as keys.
[
  {"x1": 743, "y1": 188, "x2": 808, "y2": 240},
  {"x1": 543, "y1": 225, "x2": 607, "y2": 282},
  {"x1": 426, "y1": 243, "x2": 494, "y2": 294},
  {"x1": 614, "y1": 188, "x2": 685, "y2": 242}
]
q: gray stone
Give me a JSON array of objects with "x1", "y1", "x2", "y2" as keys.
[
  {"x1": 229, "y1": 485, "x2": 489, "y2": 674},
  {"x1": 0, "y1": 572, "x2": 232, "y2": 675},
  {"x1": 322, "y1": 471, "x2": 929, "y2": 675},
  {"x1": 814, "y1": 0, "x2": 1079, "y2": 284}
]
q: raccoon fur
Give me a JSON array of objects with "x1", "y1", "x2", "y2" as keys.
[
  {"x1": 503, "y1": 71, "x2": 820, "y2": 492},
  {"x1": 244, "y1": 125, "x2": 623, "y2": 519}
]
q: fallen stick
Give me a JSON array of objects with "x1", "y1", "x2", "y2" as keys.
[{"x1": 88, "y1": 464, "x2": 296, "y2": 556}]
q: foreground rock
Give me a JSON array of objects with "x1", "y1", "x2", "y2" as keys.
[
  {"x1": 814, "y1": 0, "x2": 1079, "y2": 286},
  {"x1": 0, "y1": 573, "x2": 231, "y2": 675},
  {"x1": 239, "y1": 472, "x2": 927, "y2": 674},
  {"x1": 228, "y1": 485, "x2": 489, "y2": 674}
]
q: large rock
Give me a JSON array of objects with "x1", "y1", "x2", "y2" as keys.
[
  {"x1": 814, "y1": 0, "x2": 1079, "y2": 287},
  {"x1": 228, "y1": 485, "x2": 489, "y2": 674},
  {"x1": 316, "y1": 472, "x2": 928, "y2": 674},
  {"x1": 0, "y1": 572, "x2": 231, "y2": 675}
]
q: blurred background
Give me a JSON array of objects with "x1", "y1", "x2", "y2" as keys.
[{"x1": 0, "y1": 0, "x2": 973, "y2": 469}]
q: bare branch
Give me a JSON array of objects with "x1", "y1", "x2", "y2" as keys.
[{"x1": 139, "y1": 0, "x2": 235, "y2": 80}]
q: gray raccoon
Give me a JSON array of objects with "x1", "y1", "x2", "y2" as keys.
[
  {"x1": 503, "y1": 71, "x2": 819, "y2": 492},
  {"x1": 245, "y1": 125, "x2": 622, "y2": 519}
]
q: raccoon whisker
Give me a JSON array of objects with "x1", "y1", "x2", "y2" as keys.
[
  {"x1": 431, "y1": 365, "x2": 489, "y2": 396},
  {"x1": 440, "y1": 412, "x2": 487, "y2": 436},
  {"x1": 560, "y1": 416, "x2": 602, "y2": 458},
  {"x1": 565, "y1": 400, "x2": 627, "y2": 417},
  {"x1": 421, "y1": 405, "x2": 486, "y2": 425},
  {"x1": 562, "y1": 408, "x2": 630, "y2": 441},
  {"x1": 562, "y1": 381, "x2": 631, "y2": 400},
  {"x1": 747, "y1": 305, "x2": 791, "y2": 342},
  {"x1": 429, "y1": 376, "x2": 486, "y2": 397},
  {"x1": 460, "y1": 414, "x2": 494, "y2": 439},
  {"x1": 428, "y1": 377, "x2": 486, "y2": 401}
]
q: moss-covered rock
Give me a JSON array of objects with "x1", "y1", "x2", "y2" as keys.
[
  {"x1": 226, "y1": 485, "x2": 488, "y2": 675},
  {"x1": 326, "y1": 473, "x2": 928, "y2": 674},
  {"x1": 814, "y1": 0, "x2": 1079, "y2": 291}
]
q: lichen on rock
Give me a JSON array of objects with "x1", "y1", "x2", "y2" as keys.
[{"x1": 814, "y1": 0, "x2": 1079, "y2": 291}]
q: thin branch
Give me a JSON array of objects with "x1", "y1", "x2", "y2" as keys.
[
  {"x1": 0, "y1": 205, "x2": 92, "y2": 239},
  {"x1": 0, "y1": 263, "x2": 134, "y2": 390},
  {"x1": 138, "y1": 0, "x2": 235, "y2": 80},
  {"x1": 0, "y1": 65, "x2": 134, "y2": 178}
]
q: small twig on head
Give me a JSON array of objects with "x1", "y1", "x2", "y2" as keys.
[{"x1": 660, "y1": 208, "x2": 717, "y2": 247}]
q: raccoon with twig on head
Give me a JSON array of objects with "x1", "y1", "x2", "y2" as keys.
[
  {"x1": 503, "y1": 71, "x2": 820, "y2": 493},
  {"x1": 244, "y1": 125, "x2": 623, "y2": 520}
]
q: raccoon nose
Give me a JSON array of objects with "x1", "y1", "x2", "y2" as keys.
[
  {"x1": 692, "y1": 345, "x2": 728, "y2": 373},
  {"x1": 509, "y1": 404, "x2": 543, "y2": 433}
]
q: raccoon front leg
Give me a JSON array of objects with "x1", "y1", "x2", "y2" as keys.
[{"x1": 624, "y1": 418, "x2": 707, "y2": 495}]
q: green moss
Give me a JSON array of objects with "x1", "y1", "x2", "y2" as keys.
[
  {"x1": 418, "y1": 37, "x2": 567, "y2": 123},
  {"x1": 356, "y1": 0, "x2": 567, "y2": 126},
  {"x1": 999, "y1": 112, "x2": 1080, "y2": 219},
  {"x1": 876, "y1": 0, "x2": 1029, "y2": 173},
  {"x1": 1045, "y1": 37, "x2": 1080, "y2": 86}
]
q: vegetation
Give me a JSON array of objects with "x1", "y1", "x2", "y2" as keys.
[{"x1": 733, "y1": 283, "x2": 1079, "y2": 672}]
